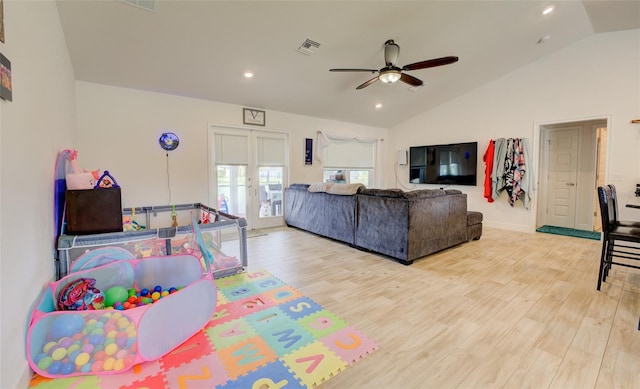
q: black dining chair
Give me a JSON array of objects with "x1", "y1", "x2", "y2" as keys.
[
  {"x1": 596, "y1": 186, "x2": 640, "y2": 290},
  {"x1": 608, "y1": 184, "x2": 640, "y2": 228}
]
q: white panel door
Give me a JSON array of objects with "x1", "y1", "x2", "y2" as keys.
[
  {"x1": 209, "y1": 126, "x2": 288, "y2": 230},
  {"x1": 546, "y1": 128, "x2": 579, "y2": 228}
]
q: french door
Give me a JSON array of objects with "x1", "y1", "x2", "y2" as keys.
[{"x1": 209, "y1": 126, "x2": 288, "y2": 230}]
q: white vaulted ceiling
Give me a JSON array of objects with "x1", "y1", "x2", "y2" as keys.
[{"x1": 56, "y1": 0, "x2": 640, "y2": 128}]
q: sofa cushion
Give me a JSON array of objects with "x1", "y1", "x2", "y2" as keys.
[
  {"x1": 359, "y1": 188, "x2": 404, "y2": 198},
  {"x1": 289, "y1": 183, "x2": 310, "y2": 191},
  {"x1": 404, "y1": 189, "x2": 447, "y2": 199},
  {"x1": 467, "y1": 211, "x2": 483, "y2": 226}
]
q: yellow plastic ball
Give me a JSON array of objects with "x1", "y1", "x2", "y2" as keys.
[
  {"x1": 103, "y1": 357, "x2": 115, "y2": 371},
  {"x1": 51, "y1": 347, "x2": 67, "y2": 361},
  {"x1": 104, "y1": 343, "x2": 118, "y2": 356},
  {"x1": 75, "y1": 352, "x2": 90, "y2": 366}
]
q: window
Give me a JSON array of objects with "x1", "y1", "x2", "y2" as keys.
[{"x1": 322, "y1": 137, "x2": 375, "y2": 187}]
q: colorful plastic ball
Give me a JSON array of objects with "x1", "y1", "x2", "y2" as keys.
[
  {"x1": 61, "y1": 361, "x2": 75, "y2": 375},
  {"x1": 93, "y1": 350, "x2": 106, "y2": 361},
  {"x1": 51, "y1": 347, "x2": 67, "y2": 361},
  {"x1": 81, "y1": 363, "x2": 92, "y2": 373},
  {"x1": 168, "y1": 287, "x2": 177, "y2": 293},
  {"x1": 114, "y1": 358, "x2": 125, "y2": 371},
  {"x1": 67, "y1": 344, "x2": 81, "y2": 354},
  {"x1": 68, "y1": 349, "x2": 81, "y2": 363},
  {"x1": 33, "y1": 353, "x2": 47, "y2": 364},
  {"x1": 43, "y1": 341, "x2": 57, "y2": 353},
  {"x1": 91, "y1": 361, "x2": 103, "y2": 373},
  {"x1": 104, "y1": 343, "x2": 118, "y2": 356},
  {"x1": 151, "y1": 292, "x2": 160, "y2": 301},
  {"x1": 104, "y1": 286, "x2": 129, "y2": 307},
  {"x1": 81, "y1": 344, "x2": 94, "y2": 354},
  {"x1": 103, "y1": 357, "x2": 116, "y2": 371},
  {"x1": 49, "y1": 314, "x2": 85, "y2": 339},
  {"x1": 153, "y1": 285, "x2": 162, "y2": 293},
  {"x1": 48, "y1": 360, "x2": 62, "y2": 374},
  {"x1": 140, "y1": 288, "x2": 149, "y2": 297},
  {"x1": 75, "y1": 352, "x2": 91, "y2": 367},
  {"x1": 36, "y1": 356, "x2": 53, "y2": 370},
  {"x1": 58, "y1": 337, "x2": 73, "y2": 348},
  {"x1": 116, "y1": 336, "x2": 127, "y2": 348},
  {"x1": 89, "y1": 334, "x2": 104, "y2": 346}
]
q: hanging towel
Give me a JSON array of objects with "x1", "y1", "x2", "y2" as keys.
[
  {"x1": 491, "y1": 138, "x2": 507, "y2": 201},
  {"x1": 520, "y1": 138, "x2": 536, "y2": 209},
  {"x1": 483, "y1": 140, "x2": 495, "y2": 202}
]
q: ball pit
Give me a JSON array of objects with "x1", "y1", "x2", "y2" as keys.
[
  {"x1": 27, "y1": 253, "x2": 218, "y2": 378},
  {"x1": 33, "y1": 311, "x2": 137, "y2": 376}
]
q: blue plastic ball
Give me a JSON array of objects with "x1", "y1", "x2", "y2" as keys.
[
  {"x1": 48, "y1": 360, "x2": 62, "y2": 375},
  {"x1": 49, "y1": 314, "x2": 85, "y2": 340},
  {"x1": 61, "y1": 361, "x2": 75, "y2": 375},
  {"x1": 153, "y1": 285, "x2": 162, "y2": 293}
]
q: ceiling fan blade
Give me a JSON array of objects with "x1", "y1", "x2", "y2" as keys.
[
  {"x1": 356, "y1": 76, "x2": 380, "y2": 90},
  {"x1": 400, "y1": 73, "x2": 423, "y2": 87},
  {"x1": 384, "y1": 39, "x2": 400, "y2": 66},
  {"x1": 330, "y1": 68, "x2": 377, "y2": 73},
  {"x1": 402, "y1": 56, "x2": 459, "y2": 71}
]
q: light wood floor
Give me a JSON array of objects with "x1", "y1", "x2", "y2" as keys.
[{"x1": 243, "y1": 226, "x2": 640, "y2": 389}]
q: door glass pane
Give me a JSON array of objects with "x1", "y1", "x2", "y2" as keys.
[
  {"x1": 216, "y1": 165, "x2": 246, "y2": 217},
  {"x1": 258, "y1": 166, "x2": 283, "y2": 218}
]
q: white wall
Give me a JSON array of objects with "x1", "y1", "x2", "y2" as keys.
[
  {"x1": 75, "y1": 82, "x2": 388, "y2": 209},
  {"x1": 388, "y1": 29, "x2": 640, "y2": 232},
  {"x1": 0, "y1": 1, "x2": 76, "y2": 388}
]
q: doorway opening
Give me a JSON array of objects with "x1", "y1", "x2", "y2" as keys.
[{"x1": 536, "y1": 117, "x2": 608, "y2": 232}]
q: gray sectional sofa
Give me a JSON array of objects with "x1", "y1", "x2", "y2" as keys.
[{"x1": 284, "y1": 183, "x2": 481, "y2": 265}]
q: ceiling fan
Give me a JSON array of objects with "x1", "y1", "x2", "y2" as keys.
[{"x1": 330, "y1": 39, "x2": 458, "y2": 90}]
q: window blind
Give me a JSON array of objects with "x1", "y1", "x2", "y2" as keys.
[
  {"x1": 214, "y1": 133, "x2": 248, "y2": 165},
  {"x1": 324, "y1": 139, "x2": 375, "y2": 168},
  {"x1": 257, "y1": 136, "x2": 285, "y2": 166}
]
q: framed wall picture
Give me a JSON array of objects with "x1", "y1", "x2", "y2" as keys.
[
  {"x1": 0, "y1": 52, "x2": 11, "y2": 101},
  {"x1": 243, "y1": 108, "x2": 266, "y2": 126},
  {"x1": 304, "y1": 138, "x2": 313, "y2": 165},
  {"x1": 0, "y1": 0, "x2": 4, "y2": 44}
]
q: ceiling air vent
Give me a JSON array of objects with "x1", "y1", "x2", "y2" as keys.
[
  {"x1": 120, "y1": 0, "x2": 156, "y2": 12},
  {"x1": 297, "y1": 39, "x2": 321, "y2": 56}
]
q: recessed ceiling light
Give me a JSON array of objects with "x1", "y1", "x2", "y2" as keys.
[
  {"x1": 542, "y1": 6, "x2": 554, "y2": 15},
  {"x1": 244, "y1": 72, "x2": 254, "y2": 78},
  {"x1": 375, "y1": 103, "x2": 382, "y2": 109}
]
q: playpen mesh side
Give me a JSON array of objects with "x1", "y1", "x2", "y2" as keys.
[{"x1": 134, "y1": 254, "x2": 204, "y2": 288}]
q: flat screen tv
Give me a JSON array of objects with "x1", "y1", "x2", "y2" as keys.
[{"x1": 409, "y1": 142, "x2": 478, "y2": 186}]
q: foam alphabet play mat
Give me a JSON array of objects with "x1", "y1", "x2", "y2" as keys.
[{"x1": 29, "y1": 270, "x2": 379, "y2": 388}]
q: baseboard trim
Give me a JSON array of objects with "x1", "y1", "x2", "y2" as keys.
[
  {"x1": 15, "y1": 364, "x2": 32, "y2": 389},
  {"x1": 483, "y1": 220, "x2": 533, "y2": 233}
]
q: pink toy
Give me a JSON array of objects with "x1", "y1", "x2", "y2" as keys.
[{"x1": 65, "y1": 149, "x2": 98, "y2": 190}]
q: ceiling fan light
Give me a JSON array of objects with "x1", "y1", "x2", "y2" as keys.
[{"x1": 379, "y1": 70, "x2": 401, "y2": 84}]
